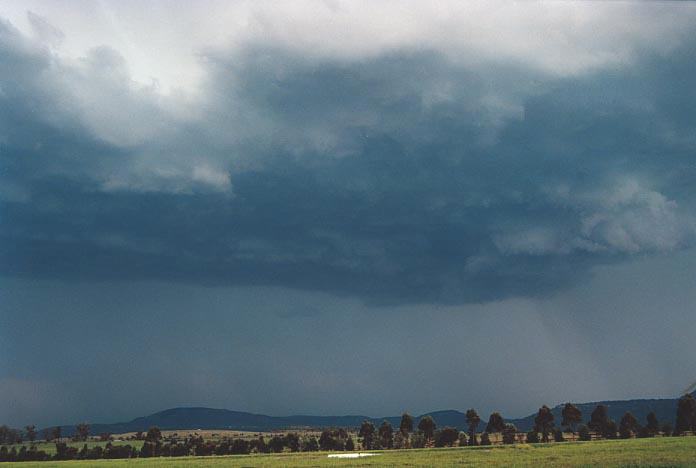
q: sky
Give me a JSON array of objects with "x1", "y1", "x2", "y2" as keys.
[{"x1": 1, "y1": 1, "x2": 696, "y2": 428}]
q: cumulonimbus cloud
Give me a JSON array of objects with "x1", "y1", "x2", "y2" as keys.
[{"x1": 1, "y1": 3, "x2": 696, "y2": 304}]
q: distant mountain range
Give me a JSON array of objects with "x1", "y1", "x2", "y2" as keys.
[{"x1": 54, "y1": 394, "x2": 693, "y2": 436}]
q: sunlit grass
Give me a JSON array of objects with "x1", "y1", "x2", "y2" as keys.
[{"x1": 4, "y1": 436, "x2": 696, "y2": 467}]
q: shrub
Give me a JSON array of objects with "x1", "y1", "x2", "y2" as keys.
[
  {"x1": 301, "y1": 436, "x2": 319, "y2": 452},
  {"x1": 434, "y1": 427, "x2": 459, "y2": 447},
  {"x1": 502, "y1": 424, "x2": 517, "y2": 445},
  {"x1": 393, "y1": 431, "x2": 406, "y2": 449},
  {"x1": 458, "y1": 432, "x2": 468, "y2": 447},
  {"x1": 268, "y1": 435, "x2": 284, "y2": 453},
  {"x1": 603, "y1": 420, "x2": 618, "y2": 439},
  {"x1": 480, "y1": 432, "x2": 491, "y2": 446},
  {"x1": 284, "y1": 433, "x2": 300, "y2": 452},
  {"x1": 578, "y1": 425, "x2": 591, "y2": 441},
  {"x1": 410, "y1": 433, "x2": 426, "y2": 448},
  {"x1": 526, "y1": 431, "x2": 539, "y2": 443}
]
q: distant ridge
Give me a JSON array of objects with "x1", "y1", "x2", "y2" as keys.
[{"x1": 52, "y1": 393, "x2": 694, "y2": 436}]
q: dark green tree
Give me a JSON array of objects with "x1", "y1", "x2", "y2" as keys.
[
  {"x1": 417, "y1": 416, "x2": 436, "y2": 443},
  {"x1": 480, "y1": 432, "x2": 492, "y2": 445},
  {"x1": 231, "y1": 438, "x2": 250, "y2": 454},
  {"x1": 578, "y1": 425, "x2": 591, "y2": 441},
  {"x1": 284, "y1": 433, "x2": 300, "y2": 452},
  {"x1": 561, "y1": 403, "x2": 582, "y2": 438},
  {"x1": 645, "y1": 412, "x2": 659, "y2": 436},
  {"x1": 400, "y1": 413, "x2": 414, "y2": 435},
  {"x1": 358, "y1": 420, "x2": 376, "y2": 450},
  {"x1": 75, "y1": 423, "x2": 90, "y2": 442},
  {"x1": 526, "y1": 430, "x2": 539, "y2": 443},
  {"x1": 434, "y1": 427, "x2": 459, "y2": 447},
  {"x1": 465, "y1": 409, "x2": 481, "y2": 446},
  {"x1": 485, "y1": 412, "x2": 505, "y2": 433},
  {"x1": 268, "y1": 436, "x2": 284, "y2": 453},
  {"x1": 502, "y1": 424, "x2": 517, "y2": 444},
  {"x1": 603, "y1": 420, "x2": 618, "y2": 439},
  {"x1": 24, "y1": 425, "x2": 36, "y2": 442},
  {"x1": 619, "y1": 412, "x2": 638, "y2": 439},
  {"x1": 145, "y1": 427, "x2": 162, "y2": 442},
  {"x1": 345, "y1": 436, "x2": 355, "y2": 451},
  {"x1": 319, "y1": 429, "x2": 344, "y2": 451},
  {"x1": 255, "y1": 435, "x2": 269, "y2": 453},
  {"x1": 588, "y1": 405, "x2": 609, "y2": 434},
  {"x1": 301, "y1": 436, "x2": 319, "y2": 452},
  {"x1": 661, "y1": 423, "x2": 673, "y2": 436},
  {"x1": 378, "y1": 421, "x2": 393, "y2": 449},
  {"x1": 534, "y1": 405, "x2": 554, "y2": 443},
  {"x1": 675, "y1": 394, "x2": 696, "y2": 435}
]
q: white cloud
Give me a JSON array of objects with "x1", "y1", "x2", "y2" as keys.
[
  {"x1": 192, "y1": 164, "x2": 232, "y2": 192},
  {"x1": 2, "y1": 1, "x2": 696, "y2": 93}
]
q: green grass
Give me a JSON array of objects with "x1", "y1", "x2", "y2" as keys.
[{"x1": 4, "y1": 437, "x2": 696, "y2": 467}]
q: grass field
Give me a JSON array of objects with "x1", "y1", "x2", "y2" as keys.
[{"x1": 3, "y1": 436, "x2": 696, "y2": 467}]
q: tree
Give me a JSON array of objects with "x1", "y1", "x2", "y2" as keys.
[
  {"x1": 561, "y1": 403, "x2": 582, "y2": 438},
  {"x1": 619, "y1": 412, "x2": 638, "y2": 439},
  {"x1": 417, "y1": 416, "x2": 436, "y2": 443},
  {"x1": 400, "y1": 413, "x2": 414, "y2": 435},
  {"x1": 410, "y1": 433, "x2": 426, "y2": 448},
  {"x1": 230, "y1": 438, "x2": 250, "y2": 454},
  {"x1": 284, "y1": 433, "x2": 300, "y2": 452},
  {"x1": 480, "y1": 432, "x2": 492, "y2": 446},
  {"x1": 378, "y1": 421, "x2": 393, "y2": 449},
  {"x1": 645, "y1": 412, "x2": 659, "y2": 436},
  {"x1": 465, "y1": 409, "x2": 481, "y2": 446},
  {"x1": 485, "y1": 412, "x2": 505, "y2": 434},
  {"x1": 145, "y1": 427, "x2": 162, "y2": 442},
  {"x1": 603, "y1": 420, "x2": 618, "y2": 439},
  {"x1": 51, "y1": 426, "x2": 62, "y2": 442},
  {"x1": 301, "y1": 436, "x2": 319, "y2": 452},
  {"x1": 675, "y1": 394, "x2": 696, "y2": 435},
  {"x1": 24, "y1": 425, "x2": 36, "y2": 442},
  {"x1": 578, "y1": 425, "x2": 591, "y2": 441},
  {"x1": 75, "y1": 423, "x2": 90, "y2": 442},
  {"x1": 661, "y1": 423, "x2": 673, "y2": 436},
  {"x1": 502, "y1": 424, "x2": 517, "y2": 444},
  {"x1": 268, "y1": 436, "x2": 284, "y2": 453},
  {"x1": 534, "y1": 405, "x2": 554, "y2": 443},
  {"x1": 255, "y1": 436, "x2": 269, "y2": 454},
  {"x1": 393, "y1": 431, "x2": 406, "y2": 449},
  {"x1": 345, "y1": 436, "x2": 355, "y2": 451},
  {"x1": 319, "y1": 429, "x2": 344, "y2": 451},
  {"x1": 588, "y1": 405, "x2": 609, "y2": 435},
  {"x1": 434, "y1": 427, "x2": 459, "y2": 447},
  {"x1": 358, "y1": 420, "x2": 375, "y2": 450},
  {"x1": 526, "y1": 430, "x2": 539, "y2": 443}
]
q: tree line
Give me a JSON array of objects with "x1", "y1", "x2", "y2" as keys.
[{"x1": 1, "y1": 394, "x2": 695, "y2": 462}]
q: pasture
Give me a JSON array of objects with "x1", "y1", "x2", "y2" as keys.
[{"x1": 3, "y1": 436, "x2": 696, "y2": 467}]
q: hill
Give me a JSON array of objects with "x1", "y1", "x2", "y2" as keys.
[{"x1": 52, "y1": 394, "x2": 691, "y2": 436}]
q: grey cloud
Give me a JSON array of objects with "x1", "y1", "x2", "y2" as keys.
[{"x1": 2, "y1": 17, "x2": 696, "y2": 304}]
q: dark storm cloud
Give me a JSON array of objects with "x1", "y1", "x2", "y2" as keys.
[{"x1": 2, "y1": 18, "x2": 696, "y2": 304}]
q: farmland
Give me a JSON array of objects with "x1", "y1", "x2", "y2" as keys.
[{"x1": 2, "y1": 436, "x2": 696, "y2": 467}]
